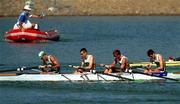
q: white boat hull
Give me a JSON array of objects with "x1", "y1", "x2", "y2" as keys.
[{"x1": 0, "y1": 72, "x2": 179, "y2": 81}]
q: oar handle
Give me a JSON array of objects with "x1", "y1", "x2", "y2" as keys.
[
  {"x1": 99, "y1": 64, "x2": 111, "y2": 69},
  {"x1": 68, "y1": 65, "x2": 80, "y2": 69}
]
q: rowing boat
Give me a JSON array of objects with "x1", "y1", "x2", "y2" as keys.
[
  {"x1": 130, "y1": 61, "x2": 180, "y2": 67},
  {"x1": 0, "y1": 72, "x2": 179, "y2": 81}
]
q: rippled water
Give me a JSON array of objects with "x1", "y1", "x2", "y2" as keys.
[
  {"x1": 0, "y1": 16, "x2": 180, "y2": 104},
  {"x1": 0, "y1": 81, "x2": 180, "y2": 104}
]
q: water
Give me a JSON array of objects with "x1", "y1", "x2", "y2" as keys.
[
  {"x1": 0, "y1": 16, "x2": 180, "y2": 104},
  {"x1": 0, "y1": 82, "x2": 180, "y2": 104}
]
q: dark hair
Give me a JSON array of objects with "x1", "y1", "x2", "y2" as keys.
[
  {"x1": 113, "y1": 49, "x2": 121, "y2": 55},
  {"x1": 147, "y1": 49, "x2": 155, "y2": 57},
  {"x1": 80, "y1": 48, "x2": 87, "y2": 53}
]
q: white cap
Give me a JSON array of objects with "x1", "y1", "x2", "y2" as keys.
[
  {"x1": 24, "y1": 5, "x2": 32, "y2": 11},
  {"x1": 38, "y1": 51, "x2": 46, "y2": 59}
]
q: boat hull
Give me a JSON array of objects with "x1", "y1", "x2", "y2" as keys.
[
  {"x1": 0, "y1": 72, "x2": 179, "y2": 81},
  {"x1": 5, "y1": 29, "x2": 60, "y2": 42}
]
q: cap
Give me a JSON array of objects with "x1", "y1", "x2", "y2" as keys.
[
  {"x1": 24, "y1": 5, "x2": 32, "y2": 11},
  {"x1": 38, "y1": 51, "x2": 46, "y2": 59}
]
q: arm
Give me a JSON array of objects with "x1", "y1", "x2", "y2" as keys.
[
  {"x1": 120, "y1": 58, "x2": 126, "y2": 70},
  {"x1": 18, "y1": 14, "x2": 26, "y2": 29},
  {"x1": 154, "y1": 55, "x2": 164, "y2": 70},
  {"x1": 47, "y1": 56, "x2": 60, "y2": 70},
  {"x1": 100, "y1": 60, "x2": 116, "y2": 68},
  {"x1": 109, "y1": 60, "x2": 116, "y2": 68},
  {"x1": 31, "y1": 14, "x2": 43, "y2": 19},
  {"x1": 147, "y1": 58, "x2": 153, "y2": 69},
  {"x1": 18, "y1": 22, "x2": 24, "y2": 29}
]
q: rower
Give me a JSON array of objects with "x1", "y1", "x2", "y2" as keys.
[
  {"x1": 100, "y1": 49, "x2": 130, "y2": 74},
  {"x1": 73, "y1": 48, "x2": 96, "y2": 74},
  {"x1": 38, "y1": 51, "x2": 60, "y2": 73},
  {"x1": 13, "y1": 5, "x2": 42, "y2": 30},
  {"x1": 144, "y1": 49, "x2": 166, "y2": 74}
]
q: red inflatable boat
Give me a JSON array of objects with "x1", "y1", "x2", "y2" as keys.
[{"x1": 5, "y1": 29, "x2": 60, "y2": 42}]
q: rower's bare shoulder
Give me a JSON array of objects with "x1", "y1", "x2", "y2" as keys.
[
  {"x1": 50, "y1": 55, "x2": 58, "y2": 61},
  {"x1": 89, "y1": 54, "x2": 94, "y2": 58}
]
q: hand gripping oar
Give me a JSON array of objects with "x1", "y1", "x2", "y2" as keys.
[
  {"x1": 99, "y1": 64, "x2": 134, "y2": 81},
  {"x1": 0, "y1": 66, "x2": 39, "y2": 73},
  {"x1": 68, "y1": 65, "x2": 80, "y2": 69},
  {"x1": 68, "y1": 64, "x2": 81, "y2": 72},
  {"x1": 132, "y1": 70, "x2": 179, "y2": 81},
  {"x1": 68, "y1": 65, "x2": 96, "y2": 74}
]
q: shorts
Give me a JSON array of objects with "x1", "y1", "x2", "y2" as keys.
[
  {"x1": 111, "y1": 67, "x2": 129, "y2": 73},
  {"x1": 48, "y1": 68, "x2": 59, "y2": 73},
  {"x1": 13, "y1": 20, "x2": 32, "y2": 29}
]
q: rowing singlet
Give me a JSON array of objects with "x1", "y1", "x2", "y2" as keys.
[
  {"x1": 151, "y1": 54, "x2": 166, "y2": 71},
  {"x1": 43, "y1": 55, "x2": 59, "y2": 73},
  {"x1": 44, "y1": 55, "x2": 53, "y2": 65},
  {"x1": 82, "y1": 55, "x2": 95, "y2": 70},
  {"x1": 115, "y1": 55, "x2": 129, "y2": 71}
]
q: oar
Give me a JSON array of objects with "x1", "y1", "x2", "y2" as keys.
[
  {"x1": 173, "y1": 72, "x2": 180, "y2": 74},
  {"x1": 132, "y1": 70, "x2": 179, "y2": 81},
  {"x1": 99, "y1": 64, "x2": 134, "y2": 81},
  {"x1": 68, "y1": 64, "x2": 82, "y2": 73},
  {"x1": 69, "y1": 64, "x2": 133, "y2": 81},
  {"x1": 0, "y1": 66, "x2": 39, "y2": 73},
  {"x1": 68, "y1": 65, "x2": 80, "y2": 69},
  {"x1": 102, "y1": 73, "x2": 134, "y2": 81},
  {"x1": 130, "y1": 65, "x2": 144, "y2": 69}
]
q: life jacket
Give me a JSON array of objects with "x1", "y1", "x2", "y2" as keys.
[{"x1": 17, "y1": 11, "x2": 32, "y2": 23}]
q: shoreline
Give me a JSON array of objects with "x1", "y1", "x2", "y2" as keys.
[
  {"x1": 1, "y1": 14, "x2": 180, "y2": 18},
  {"x1": 1, "y1": 0, "x2": 180, "y2": 17}
]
